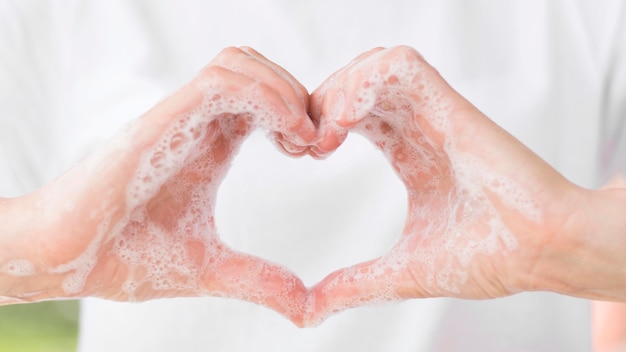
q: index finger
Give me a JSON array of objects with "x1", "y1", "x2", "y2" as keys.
[{"x1": 239, "y1": 46, "x2": 310, "y2": 114}]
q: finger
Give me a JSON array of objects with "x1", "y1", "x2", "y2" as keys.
[
  {"x1": 210, "y1": 47, "x2": 304, "y2": 118},
  {"x1": 198, "y1": 64, "x2": 317, "y2": 146},
  {"x1": 314, "y1": 46, "x2": 457, "y2": 159},
  {"x1": 305, "y1": 255, "x2": 412, "y2": 326},
  {"x1": 310, "y1": 46, "x2": 386, "y2": 117},
  {"x1": 239, "y1": 46, "x2": 310, "y2": 114},
  {"x1": 330, "y1": 47, "x2": 409, "y2": 128},
  {"x1": 308, "y1": 84, "x2": 348, "y2": 158},
  {"x1": 310, "y1": 47, "x2": 386, "y2": 126},
  {"x1": 309, "y1": 48, "x2": 387, "y2": 157},
  {"x1": 236, "y1": 47, "x2": 317, "y2": 156},
  {"x1": 272, "y1": 132, "x2": 310, "y2": 157},
  {"x1": 203, "y1": 246, "x2": 310, "y2": 327},
  {"x1": 209, "y1": 47, "x2": 317, "y2": 148}
]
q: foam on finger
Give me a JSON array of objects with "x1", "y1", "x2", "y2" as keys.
[
  {"x1": 0, "y1": 66, "x2": 313, "y2": 321},
  {"x1": 108, "y1": 77, "x2": 310, "y2": 303},
  {"x1": 310, "y1": 46, "x2": 543, "y2": 320}
]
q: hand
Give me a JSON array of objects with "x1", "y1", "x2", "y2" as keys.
[
  {"x1": 3, "y1": 45, "x2": 625, "y2": 328},
  {"x1": 0, "y1": 47, "x2": 316, "y2": 325},
  {"x1": 307, "y1": 46, "x2": 592, "y2": 324}
]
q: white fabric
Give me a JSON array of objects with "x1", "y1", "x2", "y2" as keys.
[{"x1": 1, "y1": 0, "x2": 625, "y2": 351}]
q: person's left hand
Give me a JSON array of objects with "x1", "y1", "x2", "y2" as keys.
[{"x1": 305, "y1": 46, "x2": 607, "y2": 325}]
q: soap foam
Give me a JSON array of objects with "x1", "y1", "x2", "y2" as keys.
[
  {"x1": 2, "y1": 47, "x2": 541, "y2": 321},
  {"x1": 323, "y1": 46, "x2": 540, "y2": 298},
  {"x1": 108, "y1": 83, "x2": 257, "y2": 299},
  {"x1": 1, "y1": 259, "x2": 35, "y2": 277},
  {"x1": 100, "y1": 76, "x2": 308, "y2": 318},
  {"x1": 50, "y1": 206, "x2": 116, "y2": 294},
  {"x1": 0, "y1": 69, "x2": 310, "y2": 316}
]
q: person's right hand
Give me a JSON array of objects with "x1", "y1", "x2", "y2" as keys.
[
  {"x1": 306, "y1": 46, "x2": 626, "y2": 325},
  {"x1": 0, "y1": 47, "x2": 316, "y2": 325}
]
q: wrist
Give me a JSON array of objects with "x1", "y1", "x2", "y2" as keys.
[
  {"x1": 524, "y1": 187, "x2": 626, "y2": 300},
  {"x1": 0, "y1": 193, "x2": 67, "y2": 304},
  {"x1": 573, "y1": 188, "x2": 626, "y2": 300}
]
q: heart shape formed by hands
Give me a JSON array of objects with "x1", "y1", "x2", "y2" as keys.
[{"x1": 10, "y1": 46, "x2": 578, "y2": 327}]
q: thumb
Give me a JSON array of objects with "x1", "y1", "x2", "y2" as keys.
[{"x1": 305, "y1": 255, "x2": 413, "y2": 326}]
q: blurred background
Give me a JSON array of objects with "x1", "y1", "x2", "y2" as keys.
[{"x1": 0, "y1": 301, "x2": 79, "y2": 352}]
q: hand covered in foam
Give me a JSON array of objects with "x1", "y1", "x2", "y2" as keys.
[
  {"x1": 3, "y1": 45, "x2": 626, "y2": 328},
  {"x1": 307, "y1": 46, "x2": 594, "y2": 324},
  {"x1": 0, "y1": 47, "x2": 316, "y2": 325}
]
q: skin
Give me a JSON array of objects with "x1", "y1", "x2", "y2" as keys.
[
  {"x1": 308, "y1": 46, "x2": 626, "y2": 325},
  {"x1": 0, "y1": 47, "x2": 317, "y2": 326},
  {"x1": 1, "y1": 46, "x2": 625, "y2": 330},
  {"x1": 593, "y1": 299, "x2": 626, "y2": 352},
  {"x1": 592, "y1": 175, "x2": 626, "y2": 352}
]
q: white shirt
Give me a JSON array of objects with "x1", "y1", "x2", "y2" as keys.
[{"x1": 1, "y1": 1, "x2": 624, "y2": 351}]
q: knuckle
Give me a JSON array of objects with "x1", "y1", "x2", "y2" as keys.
[
  {"x1": 388, "y1": 45, "x2": 425, "y2": 65},
  {"x1": 369, "y1": 46, "x2": 387, "y2": 55},
  {"x1": 238, "y1": 46, "x2": 258, "y2": 57},
  {"x1": 392, "y1": 45, "x2": 420, "y2": 57},
  {"x1": 211, "y1": 47, "x2": 246, "y2": 69},
  {"x1": 217, "y1": 46, "x2": 244, "y2": 58},
  {"x1": 255, "y1": 80, "x2": 274, "y2": 96},
  {"x1": 198, "y1": 64, "x2": 230, "y2": 80}
]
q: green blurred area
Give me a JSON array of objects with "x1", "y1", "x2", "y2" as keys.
[{"x1": 0, "y1": 301, "x2": 79, "y2": 352}]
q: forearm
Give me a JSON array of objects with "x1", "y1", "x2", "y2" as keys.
[
  {"x1": 0, "y1": 194, "x2": 67, "y2": 304},
  {"x1": 572, "y1": 188, "x2": 626, "y2": 299},
  {"x1": 528, "y1": 187, "x2": 626, "y2": 300}
]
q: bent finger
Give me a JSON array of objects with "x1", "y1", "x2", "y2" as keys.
[
  {"x1": 209, "y1": 48, "x2": 317, "y2": 149},
  {"x1": 309, "y1": 48, "x2": 387, "y2": 157},
  {"x1": 310, "y1": 46, "x2": 386, "y2": 119},
  {"x1": 197, "y1": 65, "x2": 316, "y2": 147},
  {"x1": 239, "y1": 46, "x2": 310, "y2": 114},
  {"x1": 210, "y1": 48, "x2": 302, "y2": 114}
]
